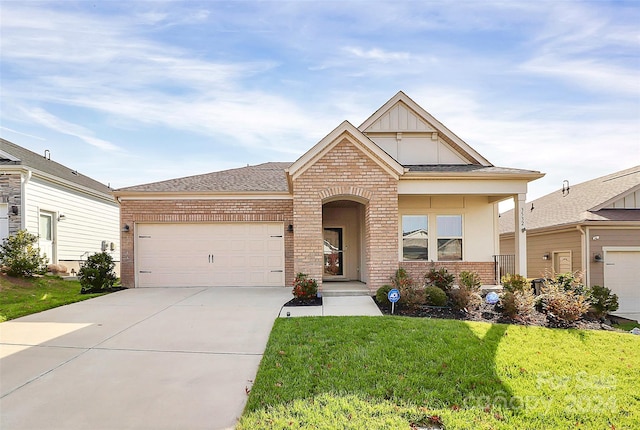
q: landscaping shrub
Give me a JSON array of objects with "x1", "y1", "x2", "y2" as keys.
[
  {"x1": 375, "y1": 284, "x2": 395, "y2": 305},
  {"x1": 589, "y1": 285, "x2": 619, "y2": 318},
  {"x1": 541, "y1": 280, "x2": 591, "y2": 325},
  {"x1": 391, "y1": 268, "x2": 423, "y2": 308},
  {"x1": 0, "y1": 230, "x2": 47, "y2": 277},
  {"x1": 424, "y1": 267, "x2": 454, "y2": 291},
  {"x1": 424, "y1": 285, "x2": 447, "y2": 306},
  {"x1": 79, "y1": 252, "x2": 118, "y2": 293},
  {"x1": 292, "y1": 272, "x2": 318, "y2": 300},
  {"x1": 458, "y1": 270, "x2": 481, "y2": 290},
  {"x1": 449, "y1": 287, "x2": 481, "y2": 311},
  {"x1": 447, "y1": 270, "x2": 482, "y2": 311},
  {"x1": 501, "y1": 290, "x2": 536, "y2": 321},
  {"x1": 501, "y1": 273, "x2": 528, "y2": 293}
]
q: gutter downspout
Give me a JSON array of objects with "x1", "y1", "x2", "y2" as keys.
[
  {"x1": 577, "y1": 225, "x2": 589, "y2": 286},
  {"x1": 21, "y1": 169, "x2": 32, "y2": 230}
]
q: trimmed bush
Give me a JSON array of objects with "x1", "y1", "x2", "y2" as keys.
[
  {"x1": 424, "y1": 286, "x2": 447, "y2": 307},
  {"x1": 79, "y1": 252, "x2": 118, "y2": 293},
  {"x1": 459, "y1": 270, "x2": 482, "y2": 290},
  {"x1": 541, "y1": 280, "x2": 590, "y2": 325},
  {"x1": 449, "y1": 287, "x2": 481, "y2": 311},
  {"x1": 424, "y1": 267, "x2": 455, "y2": 291},
  {"x1": 391, "y1": 268, "x2": 423, "y2": 308},
  {"x1": 375, "y1": 284, "x2": 394, "y2": 304},
  {"x1": 0, "y1": 230, "x2": 47, "y2": 277},
  {"x1": 589, "y1": 285, "x2": 619, "y2": 318},
  {"x1": 501, "y1": 273, "x2": 528, "y2": 293},
  {"x1": 292, "y1": 272, "x2": 318, "y2": 300},
  {"x1": 501, "y1": 289, "x2": 536, "y2": 321}
]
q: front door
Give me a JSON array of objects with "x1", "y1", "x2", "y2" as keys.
[
  {"x1": 39, "y1": 212, "x2": 54, "y2": 264},
  {"x1": 323, "y1": 227, "x2": 343, "y2": 277},
  {"x1": 553, "y1": 251, "x2": 572, "y2": 274}
]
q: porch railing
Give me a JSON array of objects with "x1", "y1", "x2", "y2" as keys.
[{"x1": 493, "y1": 254, "x2": 515, "y2": 284}]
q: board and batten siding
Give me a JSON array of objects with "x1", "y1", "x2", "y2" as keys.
[
  {"x1": 25, "y1": 177, "x2": 119, "y2": 264},
  {"x1": 588, "y1": 227, "x2": 640, "y2": 287}
]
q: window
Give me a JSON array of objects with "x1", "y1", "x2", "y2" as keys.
[
  {"x1": 39, "y1": 213, "x2": 53, "y2": 241},
  {"x1": 437, "y1": 215, "x2": 462, "y2": 261},
  {"x1": 402, "y1": 215, "x2": 428, "y2": 260}
]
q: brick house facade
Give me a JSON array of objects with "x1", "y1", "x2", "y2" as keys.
[{"x1": 115, "y1": 92, "x2": 542, "y2": 291}]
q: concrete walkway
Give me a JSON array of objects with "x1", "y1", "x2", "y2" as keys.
[
  {"x1": 279, "y1": 296, "x2": 382, "y2": 317},
  {"x1": 0, "y1": 287, "x2": 383, "y2": 430}
]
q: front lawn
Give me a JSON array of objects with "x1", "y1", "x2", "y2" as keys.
[
  {"x1": 239, "y1": 317, "x2": 639, "y2": 429},
  {"x1": 0, "y1": 274, "x2": 105, "y2": 322}
]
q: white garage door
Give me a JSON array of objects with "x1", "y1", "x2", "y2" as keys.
[
  {"x1": 604, "y1": 249, "x2": 640, "y2": 319},
  {"x1": 136, "y1": 223, "x2": 284, "y2": 287}
]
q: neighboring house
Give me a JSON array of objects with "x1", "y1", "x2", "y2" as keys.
[
  {"x1": 500, "y1": 166, "x2": 640, "y2": 320},
  {"x1": 0, "y1": 139, "x2": 120, "y2": 274},
  {"x1": 114, "y1": 91, "x2": 543, "y2": 292}
]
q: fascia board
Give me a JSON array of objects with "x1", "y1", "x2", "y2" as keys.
[
  {"x1": 288, "y1": 121, "x2": 404, "y2": 181},
  {"x1": 590, "y1": 183, "x2": 640, "y2": 211},
  {"x1": 113, "y1": 191, "x2": 293, "y2": 201},
  {"x1": 1, "y1": 164, "x2": 115, "y2": 203}
]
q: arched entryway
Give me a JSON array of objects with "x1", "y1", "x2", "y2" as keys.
[{"x1": 322, "y1": 198, "x2": 367, "y2": 283}]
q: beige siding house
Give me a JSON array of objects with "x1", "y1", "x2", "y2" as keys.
[
  {"x1": 500, "y1": 166, "x2": 640, "y2": 320},
  {"x1": 115, "y1": 92, "x2": 543, "y2": 293},
  {"x1": 0, "y1": 139, "x2": 120, "y2": 274}
]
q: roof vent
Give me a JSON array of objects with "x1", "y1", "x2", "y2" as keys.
[
  {"x1": 71, "y1": 170, "x2": 78, "y2": 175},
  {"x1": 44, "y1": 150, "x2": 50, "y2": 160},
  {"x1": 562, "y1": 180, "x2": 570, "y2": 196}
]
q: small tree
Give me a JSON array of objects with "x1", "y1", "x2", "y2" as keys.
[
  {"x1": 0, "y1": 230, "x2": 47, "y2": 277},
  {"x1": 79, "y1": 252, "x2": 118, "y2": 293},
  {"x1": 590, "y1": 285, "x2": 619, "y2": 319}
]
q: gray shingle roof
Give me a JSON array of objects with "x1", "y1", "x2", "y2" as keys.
[
  {"x1": 405, "y1": 165, "x2": 542, "y2": 176},
  {"x1": 500, "y1": 166, "x2": 640, "y2": 233},
  {"x1": 116, "y1": 162, "x2": 293, "y2": 193},
  {"x1": 0, "y1": 138, "x2": 112, "y2": 195}
]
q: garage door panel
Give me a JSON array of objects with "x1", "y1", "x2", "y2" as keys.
[
  {"x1": 136, "y1": 223, "x2": 285, "y2": 287},
  {"x1": 605, "y1": 250, "x2": 640, "y2": 317}
]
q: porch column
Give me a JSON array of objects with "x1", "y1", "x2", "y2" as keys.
[{"x1": 514, "y1": 193, "x2": 527, "y2": 276}]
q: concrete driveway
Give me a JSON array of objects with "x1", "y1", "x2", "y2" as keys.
[{"x1": 0, "y1": 286, "x2": 291, "y2": 430}]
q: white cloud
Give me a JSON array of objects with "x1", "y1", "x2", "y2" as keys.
[
  {"x1": 21, "y1": 108, "x2": 121, "y2": 152},
  {"x1": 343, "y1": 47, "x2": 411, "y2": 62}
]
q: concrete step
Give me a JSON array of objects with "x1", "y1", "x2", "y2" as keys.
[
  {"x1": 321, "y1": 289, "x2": 371, "y2": 297},
  {"x1": 321, "y1": 282, "x2": 371, "y2": 297}
]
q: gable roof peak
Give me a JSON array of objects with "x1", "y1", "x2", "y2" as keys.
[{"x1": 358, "y1": 91, "x2": 492, "y2": 166}]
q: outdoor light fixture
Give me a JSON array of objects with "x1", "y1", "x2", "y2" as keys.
[
  {"x1": 287, "y1": 224, "x2": 293, "y2": 233},
  {"x1": 542, "y1": 253, "x2": 550, "y2": 260},
  {"x1": 58, "y1": 213, "x2": 66, "y2": 221},
  {"x1": 594, "y1": 253, "x2": 603, "y2": 262},
  {"x1": 122, "y1": 224, "x2": 130, "y2": 232},
  {"x1": 10, "y1": 205, "x2": 18, "y2": 215}
]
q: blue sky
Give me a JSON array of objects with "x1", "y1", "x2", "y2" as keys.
[{"x1": 1, "y1": 0, "x2": 638, "y2": 209}]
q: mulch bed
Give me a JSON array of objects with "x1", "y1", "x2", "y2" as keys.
[
  {"x1": 373, "y1": 297, "x2": 620, "y2": 331},
  {"x1": 283, "y1": 296, "x2": 323, "y2": 307}
]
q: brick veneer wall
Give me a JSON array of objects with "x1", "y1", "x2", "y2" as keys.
[
  {"x1": 119, "y1": 199, "x2": 293, "y2": 288},
  {"x1": 400, "y1": 261, "x2": 496, "y2": 286},
  {"x1": 292, "y1": 137, "x2": 399, "y2": 293}
]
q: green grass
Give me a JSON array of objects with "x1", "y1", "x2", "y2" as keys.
[
  {"x1": 614, "y1": 321, "x2": 640, "y2": 332},
  {"x1": 0, "y1": 275, "x2": 106, "y2": 322},
  {"x1": 239, "y1": 317, "x2": 640, "y2": 429}
]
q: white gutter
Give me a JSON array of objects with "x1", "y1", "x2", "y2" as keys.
[
  {"x1": 577, "y1": 225, "x2": 589, "y2": 286},
  {"x1": 21, "y1": 169, "x2": 32, "y2": 229}
]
